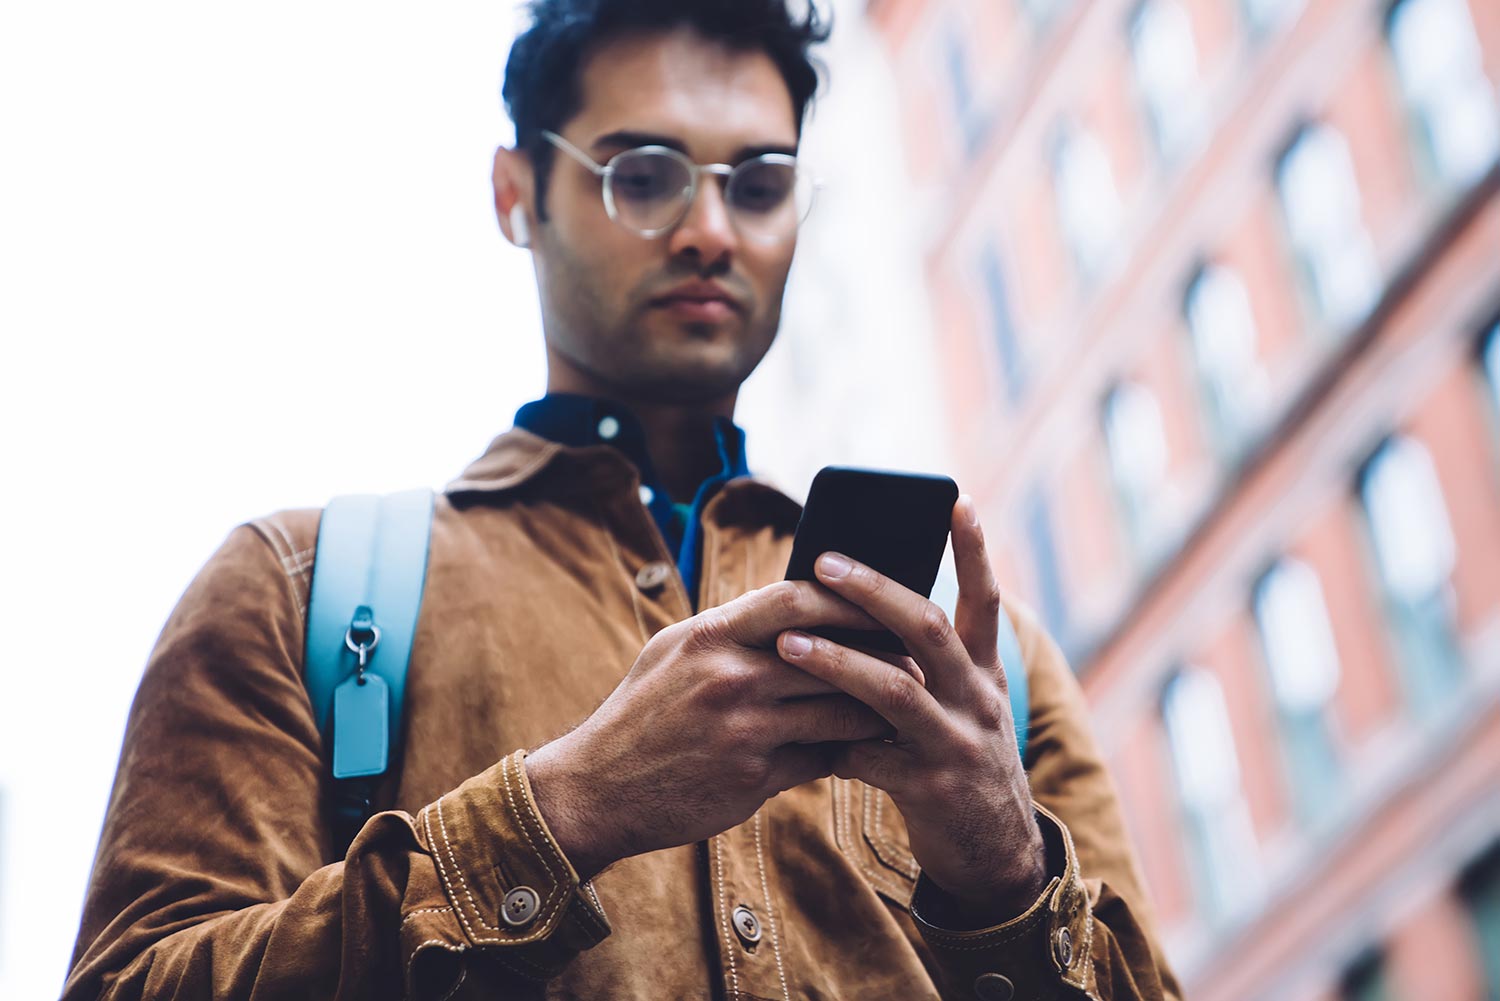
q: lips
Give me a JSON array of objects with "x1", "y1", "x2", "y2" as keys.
[{"x1": 648, "y1": 280, "x2": 744, "y2": 315}]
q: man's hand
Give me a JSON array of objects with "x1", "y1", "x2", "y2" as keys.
[
  {"x1": 524, "y1": 581, "x2": 911, "y2": 881},
  {"x1": 775, "y1": 495, "x2": 1047, "y2": 926}
]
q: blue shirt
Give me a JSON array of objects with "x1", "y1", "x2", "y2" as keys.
[{"x1": 513, "y1": 393, "x2": 751, "y2": 607}]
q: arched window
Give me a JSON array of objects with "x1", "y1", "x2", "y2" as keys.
[
  {"x1": 1053, "y1": 124, "x2": 1123, "y2": 278},
  {"x1": 1184, "y1": 263, "x2": 1268, "y2": 454},
  {"x1": 1387, "y1": 0, "x2": 1500, "y2": 187},
  {"x1": 1162, "y1": 667, "x2": 1261, "y2": 920},
  {"x1": 1359, "y1": 435, "x2": 1464, "y2": 714},
  {"x1": 1254, "y1": 558, "x2": 1343, "y2": 822},
  {"x1": 1103, "y1": 381, "x2": 1170, "y2": 557},
  {"x1": 1129, "y1": 0, "x2": 1203, "y2": 158},
  {"x1": 1276, "y1": 124, "x2": 1380, "y2": 331}
]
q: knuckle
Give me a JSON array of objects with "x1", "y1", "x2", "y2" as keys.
[
  {"x1": 981, "y1": 585, "x2": 1004, "y2": 620},
  {"x1": 920, "y1": 601, "x2": 953, "y2": 647},
  {"x1": 881, "y1": 670, "x2": 919, "y2": 718},
  {"x1": 734, "y1": 752, "x2": 773, "y2": 792},
  {"x1": 973, "y1": 695, "x2": 1008, "y2": 733},
  {"x1": 688, "y1": 609, "x2": 732, "y2": 650},
  {"x1": 720, "y1": 710, "x2": 765, "y2": 749},
  {"x1": 768, "y1": 580, "x2": 806, "y2": 617},
  {"x1": 700, "y1": 660, "x2": 754, "y2": 707}
]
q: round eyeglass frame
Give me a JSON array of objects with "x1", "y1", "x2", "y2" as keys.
[{"x1": 540, "y1": 129, "x2": 820, "y2": 243}]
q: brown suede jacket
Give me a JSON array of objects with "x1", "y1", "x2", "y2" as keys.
[{"x1": 65, "y1": 428, "x2": 1182, "y2": 1000}]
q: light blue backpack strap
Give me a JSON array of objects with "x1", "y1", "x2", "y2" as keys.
[
  {"x1": 305, "y1": 488, "x2": 435, "y2": 780},
  {"x1": 996, "y1": 606, "x2": 1030, "y2": 765}
]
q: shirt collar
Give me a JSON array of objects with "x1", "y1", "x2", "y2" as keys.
[{"x1": 510, "y1": 393, "x2": 749, "y2": 502}]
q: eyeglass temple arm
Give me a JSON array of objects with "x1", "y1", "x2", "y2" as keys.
[{"x1": 540, "y1": 130, "x2": 607, "y2": 176}]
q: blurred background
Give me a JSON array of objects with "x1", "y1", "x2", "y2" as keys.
[
  {"x1": 865, "y1": 0, "x2": 1500, "y2": 997},
  {"x1": 2, "y1": 0, "x2": 1498, "y2": 998}
]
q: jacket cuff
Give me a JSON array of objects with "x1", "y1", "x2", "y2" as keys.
[
  {"x1": 910, "y1": 803, "x2": 1095, "y2": 1000},
  {"x1": 420, "y1": 749, "x2": 612, "y2": 981}
]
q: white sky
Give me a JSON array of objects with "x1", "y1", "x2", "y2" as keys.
[{"x1": 0, "y1": 3, "x2": 945, "y2": 996}]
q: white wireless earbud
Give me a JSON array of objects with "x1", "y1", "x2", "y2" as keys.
[{"x1": 509, "y1": 204, "x2": 531, "y2": 248}]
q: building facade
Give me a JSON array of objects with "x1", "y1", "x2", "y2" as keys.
[{"x1": 867, "y1": 0, "x2": 1500, "y2": 997}]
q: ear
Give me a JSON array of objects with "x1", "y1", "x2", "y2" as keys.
[{"x1": 493, "y1": 145, "x2": 536, "y2": 249}]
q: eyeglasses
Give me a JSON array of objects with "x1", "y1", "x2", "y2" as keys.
[{"x1": 541, "y1": 129, "x2": 819, "y2": 244}]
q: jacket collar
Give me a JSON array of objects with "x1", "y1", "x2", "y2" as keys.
[{"x1": 445, "y1": 424, "x2": 802, "y2": 535}]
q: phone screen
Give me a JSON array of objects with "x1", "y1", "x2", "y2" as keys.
[{"x1": 784, "y1": 466, "x2": 959, "y2": 655}]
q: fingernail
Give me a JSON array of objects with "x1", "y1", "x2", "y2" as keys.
[
  {"x1": 960, "y1": 494, "x2": 979, "y2": 527},
  {"x1": 783, "y1": 631, "x2": 812, "y2": 657},
  {"x1": 818, "y1": 552, "x2": 853, "y2": 580}
]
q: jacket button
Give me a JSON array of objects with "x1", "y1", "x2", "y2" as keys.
[
  {"x1": 635, "y1": 560, "x2": 673, "y2": 592},
  {"x1": 1054, "y1": 926, "x2": 1074, "y2": 968},
  {"x1": 973, "y1": 972, "x2": 1015, "y2": 1001},
  {"x1": 731, "y1": 904, "x2": 762, "y2": 946},
  {"x1": 501, "y1": 886, "x2": 541, "y2": 928}
]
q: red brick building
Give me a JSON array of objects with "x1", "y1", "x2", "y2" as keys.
[{"x1": 866, "y1": 0, "x2": 1500, "y2": 997}]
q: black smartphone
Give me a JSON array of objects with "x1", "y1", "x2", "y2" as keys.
[{"x1": 784, "y1": 466, "x2": 959, "y2": 656}]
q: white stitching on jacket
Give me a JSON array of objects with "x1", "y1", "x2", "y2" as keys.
[
  {"x1": 712, "y1": 835, "x2": 740, "y2": 997},
  {"x1": 752, "y1": 810, "x2": 791, "y2": 1001}
]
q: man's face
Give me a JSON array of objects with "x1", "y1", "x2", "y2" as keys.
[{"x1": 527, "y1": 27, "x2": 802, "y2": 406}]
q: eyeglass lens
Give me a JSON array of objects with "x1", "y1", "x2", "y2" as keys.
[{"x1": 606, "y1": 149, "x2": 811, "y2": 241}]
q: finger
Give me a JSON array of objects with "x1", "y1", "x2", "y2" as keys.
[
  {"x1": 698, "y1": 580, "x2": 885, "y2": 650},
  {"x1": 830, "y1": 738, "x2": 911, "y2": 794},
  {"x1": 852, "y1": 646, "x2": 926, "y2": 688},
  {"x1": 765, "y1": 743, "x2": 836, "y2": 794},
  {"x1": 735, "y1": 648, "x2": 850, "y2": 701},
  {"x1": 769, "y1": 694, "x2": 898, "y2": 745},
  {"x1": 811, "y1": 551, "x2": 968, "y2": 689},
  {"x1": 777, "y1": 629, "x2": 947, "y2": 735},
  {"x1": 950, "y1": 495, "x2": 1003, "y2": 672}
]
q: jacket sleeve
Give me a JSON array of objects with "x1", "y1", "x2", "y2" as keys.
[
  {"x1": 63, "y1": 522, "x2": 611, "y2": 1001},
  {"x1": 906, "y1": 599, "x2": 1183, "y2": 1001}
]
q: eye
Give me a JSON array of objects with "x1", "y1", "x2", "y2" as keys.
[
  {"x1": 730, "y1": 161, "x2": 796, "y2": 214},
  {"x1": 610, "y1": 151, "x2": 691, "y2": 203}
]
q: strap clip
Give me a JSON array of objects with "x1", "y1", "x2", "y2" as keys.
[{"x1": 344, "y1": 604, "x2": 381, "y2": 681}]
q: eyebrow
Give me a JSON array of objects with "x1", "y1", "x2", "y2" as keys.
[{"x1": 590, "y1": 129, "x2": 799, "y2": 163}]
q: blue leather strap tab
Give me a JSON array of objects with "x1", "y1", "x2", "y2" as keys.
[
  {"x1": 305, "y1": 488, "x2": 435, "y2": 781},
  {"x1": 995, "y1": 607, "x2": 1030, "y2": 765}
]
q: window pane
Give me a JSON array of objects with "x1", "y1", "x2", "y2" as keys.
[
  {"x1": 1362, "y1": 437, "x2": 1456, "y2": 603},
  {"x1": 1360, "y1": 435, "x2": 1465, "y2": 714},
  {"x1": 1025, "y1": 487, "x2": 1071, "y2": 649},
  {"x1": 1388, "y1": 0, "x2": 1500, "y2": 185},
  {"x1": 1276, "y1": 125, "x2": 1381, "y2": 329},
  {"x1": 1243, "y1": 0, "x2": 1307, "y2": 34},
  {"x1": 980, "y1": 242, "x2": 1026, "y2": 403},
  {"x1": 1254, "y1": 559, "x2": 1344, "y2": 822},
  {"x1": 1256, "y1": 559, "x2": 1341, "y2": 712},
  {"x1": 1130, "y1": 0, "x2": 1203, "y2": 157},
  {"x1": 943, "y1": 25, "x2": 988, "y2": 157},
  {"x1": 1053, "y1": 125, "x2": 1123, "y2": 277},
  {"x1": 1103, "y1": 381, "x2": 1170, "y2": 552},
  {"x1": 1162, "y1": 669, "x2": 1262, "y2": 919},
  {"x1": 1185, "y1": 264, "x2": 1267, "y2": 450},
  {"x1": 1163, "y1": 670, "x2": 1242, "y2": 806}
]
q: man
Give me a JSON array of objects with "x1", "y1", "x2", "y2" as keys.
[{"x1": 65, "y1": 1, "x2": 1182, "y2": 998}]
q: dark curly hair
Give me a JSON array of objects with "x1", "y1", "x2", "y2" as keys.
[{"x1": 502, "y1": 0, "x2": 831, "y2": 216}]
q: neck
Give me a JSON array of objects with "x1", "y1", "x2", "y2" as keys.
[{"x1": 545, "y1": 355, "x2": 737, "y2": 503}]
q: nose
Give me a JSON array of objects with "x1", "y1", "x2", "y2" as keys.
[{"x1": 666, "y1": 176, "x2": 738, "y2": 269}]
